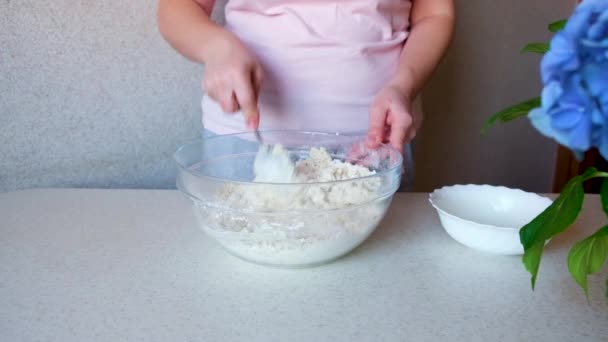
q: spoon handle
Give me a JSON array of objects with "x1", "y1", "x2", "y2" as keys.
[{"x1": 254, "y1": 130, "x2": 263, "y2": 144}]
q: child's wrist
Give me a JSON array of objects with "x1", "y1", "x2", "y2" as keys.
[
  {"x1": 387, "y1": 79, "x2": 416, "y2": 102},
  {"x1": 199, "y1": 26, "x2": 235, "y2": 64},
  {"x1": 387, "y1": 67, "x2": 418, "y2": 100}
]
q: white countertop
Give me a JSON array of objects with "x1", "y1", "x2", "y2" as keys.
[{"x1": 1, "y1": 189, "x2": 606, "y2": 341}]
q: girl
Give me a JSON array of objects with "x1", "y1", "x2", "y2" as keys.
[{"x1": 158, "y1": 0, "x2": 454, "y2": 186}]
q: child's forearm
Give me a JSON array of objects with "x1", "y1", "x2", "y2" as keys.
[
  {"x1": 158, "y1": 0, "x2": 263, "y2": 127},
  {"x1": 157, "y1": 0, "x2": 226, "y2": 64},
  {"x1": 391, "y1": 0, "x2": 455, "y2": 99}
]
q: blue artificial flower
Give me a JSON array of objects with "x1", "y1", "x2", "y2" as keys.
[{"x1": 529, "y1": 0, "x2": 608, "y2": 159}]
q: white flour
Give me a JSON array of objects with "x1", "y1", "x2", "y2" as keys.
[{"x1": 193, "y1": 147, "x2": 389, "y2": 266}]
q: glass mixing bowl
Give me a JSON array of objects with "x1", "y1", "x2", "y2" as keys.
[{"x1": 174, "y1": 131, "x2": 402, "y2": 267}]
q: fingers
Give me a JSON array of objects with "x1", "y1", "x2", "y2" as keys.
[
  {"x1": 203, "y1": 64, "x2": 264, "y2": 129},
  {"x1": 346, "y1": 141, "x2": 368, "y2": 164},
  {"x1": 389, "y1": 128, "x2": 406, "y2": 153},
  {"x1": 408, "y1": 107, "x2": 422, "y2": 142},
  {"x1": 368, "y1": 100, "x2": 415, "y2": 153},
  {"x1": 247, "y1": 66, "x2": 264, "y2": 129},
  {"x1": 382, "y1": 125, "x2": 391, "y2": 143},
  {"x1": 253, "y1": 66, "x2": 264, "y2": 97},
  {"x1": 406, "y1": 128, "x2": 417, "y2": 143},
  {"x1": 233, "y1": 70, "x2": 259, "y2": 129},
  {"x1": 203, "y1": 78, "x2": 238, "y2": 113},
  {"x1": 218, "y1": 90, "x2": 238, "y2": 113},
  {"x1": 367, "y1": 102, "x2": 388, "y2": 149},
  {"x1": 389, "y1": 112, "x2": 412, "y2": 154}
]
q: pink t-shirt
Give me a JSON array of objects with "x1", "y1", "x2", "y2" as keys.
[{"x1": 202, "y1": 0, "x2": 412, "y2": 134}]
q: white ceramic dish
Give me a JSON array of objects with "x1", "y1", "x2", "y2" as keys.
[{"x1": 429, "y1": 184, "x2": 553, "y2": 255}]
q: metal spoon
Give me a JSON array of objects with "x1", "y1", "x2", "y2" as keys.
[
  {"x1": 254, "y1": 129, "x2": 263, "y2": 144},
  {"x1": 252, "y1": 130, "x2": 295, "y2": 183}
]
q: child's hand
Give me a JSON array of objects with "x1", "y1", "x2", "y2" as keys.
[
  {"x1": 367, "y1": 84, "x2": 421, "y2": 153},
  {"x1": 202, "y1": 31, "x2": 264, "y2": 129}
]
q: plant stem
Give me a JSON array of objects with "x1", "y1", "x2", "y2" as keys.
[{"x1": 583, "y1": 172, "x2": 608, "y2": 181}]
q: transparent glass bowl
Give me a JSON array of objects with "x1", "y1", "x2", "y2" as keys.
[{"x1": 174, "y1": 131, "x2": 403, "y2": 267}]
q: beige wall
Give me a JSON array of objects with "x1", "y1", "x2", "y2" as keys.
[
  {"x1": 1, "y1": 1, "x2": 204, "y2": 192},
  {"x1": 414, "y1": 0, "x2": 574, "y2": 193}
]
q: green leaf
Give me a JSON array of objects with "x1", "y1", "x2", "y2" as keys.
[
  {"x1": 548, "y1": 19, "x2": 567, "y2": 33},
  {"x1": 482, "y1": 97, "x2": 541, "y2": 134},
  {"x1": 567, "y1": 225, "x2": 608, "y2": 297},
  {"x1": 520, "y1": 42, "x2": 550, "y2": 54},
  {"x1": 601, "y1": 178, "x2": 608, "y2": 216},
  {"x1": 520, "y1": 168, "x2": 596, "y2": 249},
  {"x1": 523, "y1": 242, "x2": 545, "y2": 288},
  {"x1": 519, "y1": 168, "x2": 595, "y2": 289}
]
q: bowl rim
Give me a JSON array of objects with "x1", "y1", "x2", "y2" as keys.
[
  {"x1": 173, "y1": 130, "x2": 404, "y2": 186},
  {"x1": 428, "y1": 184, "x2": 553, "y2": 231},
  {"x1": 185, "y1": 190, "x2": 396, "y2": 215}
]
